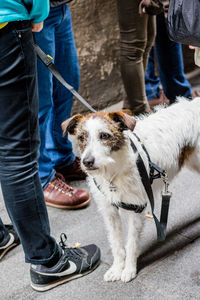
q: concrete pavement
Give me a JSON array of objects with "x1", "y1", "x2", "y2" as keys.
[{"x1": 1, "y1": 87, "x2": 200, "y2": 300}]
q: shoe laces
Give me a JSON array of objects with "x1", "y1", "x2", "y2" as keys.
[
  {"x1": 59, "y1": 233, "x2": 68, "y2": 249},
  {"x1": 52, "y1": 173, "x2": 74, "y2": 193},
  {"x1": 59, "y1": 233, "x2": 83, "y2": 259}
]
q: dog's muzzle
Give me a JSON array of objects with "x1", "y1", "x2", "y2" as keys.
[{"x1": 83, "y1": 156, "x2": 97, "y2": 170}]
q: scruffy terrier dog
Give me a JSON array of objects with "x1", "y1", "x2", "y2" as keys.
[{"x1": 62, "y1": 98, "x2": 200, "y2": 283}]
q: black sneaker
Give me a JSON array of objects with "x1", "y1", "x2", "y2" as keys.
[
  {"x1": 30, "y1": 233, "x2": 101, "y2": 292},
  {"x1": 0, "y1": 224, "x2": 20, "y2": 260}
]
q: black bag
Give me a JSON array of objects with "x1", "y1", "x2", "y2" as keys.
[
  {"x1": 139, "y1": 0, "x2": 164, "y2": 15},
  {"x1": 167, "y1": 0, "x2": 200, "y2": 47}
]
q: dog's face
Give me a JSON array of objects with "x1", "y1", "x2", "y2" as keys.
[{"x1": 62, "y1": 111, "x2": 136, "y2": 174}]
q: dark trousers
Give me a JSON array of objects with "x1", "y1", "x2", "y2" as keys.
[
  {"x1": 0, "y1": 21, "x2": 58, "y2": 264},
  {"x1": 116, "y1": 0, "x2": 156, "y2": 115},
  {"x1": 155, "y1": 13, "x2": 192, "y2": 103}
]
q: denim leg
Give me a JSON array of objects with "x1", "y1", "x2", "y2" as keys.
[
  {"x1": 52, "y1": 5, "x2": 79, "y2": 169},
  {"x1": 0, "y1": 22, "x2": 58, "y2": 264},
  {"x1": 145, "y1": 47, "x2": 161, "y2": 100},
  {"x1": 0, "y1": 218, "x2": 8, "y2": 243},
  {"x1": 35, "y1": 18, "x2": 56, "y2": 188},
  {"x1": 35, "y1": 5, "x2": 79, "y2": 187},
  {"x1": 155, "y1": 13, "x2": 192, "y2": 103}
]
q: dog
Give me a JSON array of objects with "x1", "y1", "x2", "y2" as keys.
[{"x1": 62, "y1": 98, "x2": 200, "y2": 283}]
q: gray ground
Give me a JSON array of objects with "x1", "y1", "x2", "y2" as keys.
[{"x1": 1, "y1": 74, "x2": 200, "y2": 300}]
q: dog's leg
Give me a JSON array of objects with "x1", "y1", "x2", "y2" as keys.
[
  {"x1": 101, "y1": 203, "x2": 126, "y2": 282},
  {"x1": 121, "y1": 211, "x2": 144, "y2": 282}
]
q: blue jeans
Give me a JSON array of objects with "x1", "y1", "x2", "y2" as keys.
[
  {"x1": 35, "y1": 5, "x2": 80, "y2": 188},
  {"x1": 145, "y1": 13, "x2": 192, "y2": 103},
  {"x1": 145, "y1": 47, "x2": 161, "y2": 100},
  {"x1": 0, "y1": 21, "x2": 58, "y2": 264}
]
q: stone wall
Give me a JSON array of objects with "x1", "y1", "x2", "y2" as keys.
[
  {"x1": 70, "y1": 0, "x2": 124, "y2": 114},
  {"x1": 69, "y1": 1, "x2": 196, "y2": 114}
]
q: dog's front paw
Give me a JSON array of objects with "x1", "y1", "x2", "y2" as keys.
[
  {"x1": 121, "y1": 267, "x2": 137, "y2": 283},
  {"x1": 104, "y1": 265, "x2": 123, "y2": 282}
]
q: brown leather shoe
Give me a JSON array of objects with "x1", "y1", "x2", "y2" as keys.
[
  {"x1": 120, "y1": 109, "x2": 134, "y2": 116},
  {"x1": 44, "y1": 173, "x2": 90, "y2": 209},
  {"x1": 56, "y1": 157, "x2": 87, "y2": 181},
  {"x1": 148, "y1": 90, "x2": 169, "y2": 108}
]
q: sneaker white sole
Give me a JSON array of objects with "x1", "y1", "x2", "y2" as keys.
[
  {"x1": 0, "y1": 242, "x2": 18, "y2": 260},
  {"x1": 30, "y1": 260, "x2": 100, "y2": 292},
  {"x1": 45, "y1": 198, "x2": 91, "y2": 209}
]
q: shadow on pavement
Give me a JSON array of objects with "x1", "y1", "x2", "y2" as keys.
[{"x1": 138, "y1": 216, "x2": 200, "y2": 272}]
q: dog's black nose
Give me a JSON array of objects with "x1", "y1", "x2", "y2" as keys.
[{"x1": 83, "y1": 156, "x2": 95, "y2": 168}]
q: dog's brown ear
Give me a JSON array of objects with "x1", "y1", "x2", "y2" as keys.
[
  {"x1": 62, "y1": 114, "x2": 83, "y2": 136},
  {"x1": 108, "y1": 111, "x2": 136, "y2": 132}
]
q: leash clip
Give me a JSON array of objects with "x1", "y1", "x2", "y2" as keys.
[{"x1": 161, "y1": 171, "x2": 172, "y2": 196}]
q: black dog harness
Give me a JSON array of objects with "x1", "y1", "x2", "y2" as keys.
[{"x1": 93, "y1": 133, "x2": 172, "y2": 242}]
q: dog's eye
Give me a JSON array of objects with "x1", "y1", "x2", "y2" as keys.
[
  {"x1": 78, "y1": 134, "x2": 84, "y2": 142},
  {"x1": 99, "y1": 132, "x2": 111, "y2": 140}
]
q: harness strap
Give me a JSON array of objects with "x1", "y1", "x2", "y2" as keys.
[
  {"x1": 133, "y1": 133, "x2": 166, "y2": 183},
  {"x1": 93, "y1": 178, "x2": 147, "y2": 213},
  {"x1": 112, "y1": 202, "x2": 147, "y2": 213}
]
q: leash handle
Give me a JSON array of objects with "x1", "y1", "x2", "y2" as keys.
[{"x1": 160, "y1": 192, "x2": 171, "y2": 237}]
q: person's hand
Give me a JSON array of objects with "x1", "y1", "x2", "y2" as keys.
[
  {"x1": 162, "y1": 0, "x2": 170, "y2": 18},
  {"x1": 31, "y1": 22, "x2": 43, "y2": 32}
]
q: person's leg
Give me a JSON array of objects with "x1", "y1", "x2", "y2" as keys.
[
  {"x1": 145, "y1": 47, "x2": 161, "y2": 100},
  {"x1": 0, "y1": 218, "x2": 8, "y2": 242},
  {"x1": 143, "y1": 14, "x2": 156, "y2": 72},
  {"x1": 155, "y1": 13, "x2": 192, "y2": 103},
  {"x1": 35, "y1": 6, "x2": 89, "y2": 208},
  {"x1": 35, "y1": 5, "x2": 82, "y2": 187},
  {"x1": 34, "y1": 15, "x2": 56, "y2": 188},
  {"x1": 116, "y1": 0, "x2": 155, "y2": 115},
  {"x1": 0, "y1": 21, "x2": 58, "y2": 264},
  {"x1": 0, "y1": 21, "x2": 100, "y2": 291},
  {"x1": 51, "y1": 5, "x2": 79, "y2": 169}
]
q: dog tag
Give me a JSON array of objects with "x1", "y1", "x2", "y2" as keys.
[{"x1": 109, "y1": 182, "x2": 117, "y2": 192}]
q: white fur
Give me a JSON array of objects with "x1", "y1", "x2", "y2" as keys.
[{"x1": 80, "y1": 98, "x2": 200, "y2": 282}]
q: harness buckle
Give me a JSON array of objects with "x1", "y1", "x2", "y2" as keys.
[{"x1": 149, "y1": 161, "x2": 165, "y2": 184}]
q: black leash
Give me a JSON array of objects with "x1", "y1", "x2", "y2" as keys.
[
  {"x1": 131, "y1": 135, "x2": 172, "y2": 241},
  {"x1": 33, "y1": 36, "x2": 96, "y2": 113}
]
